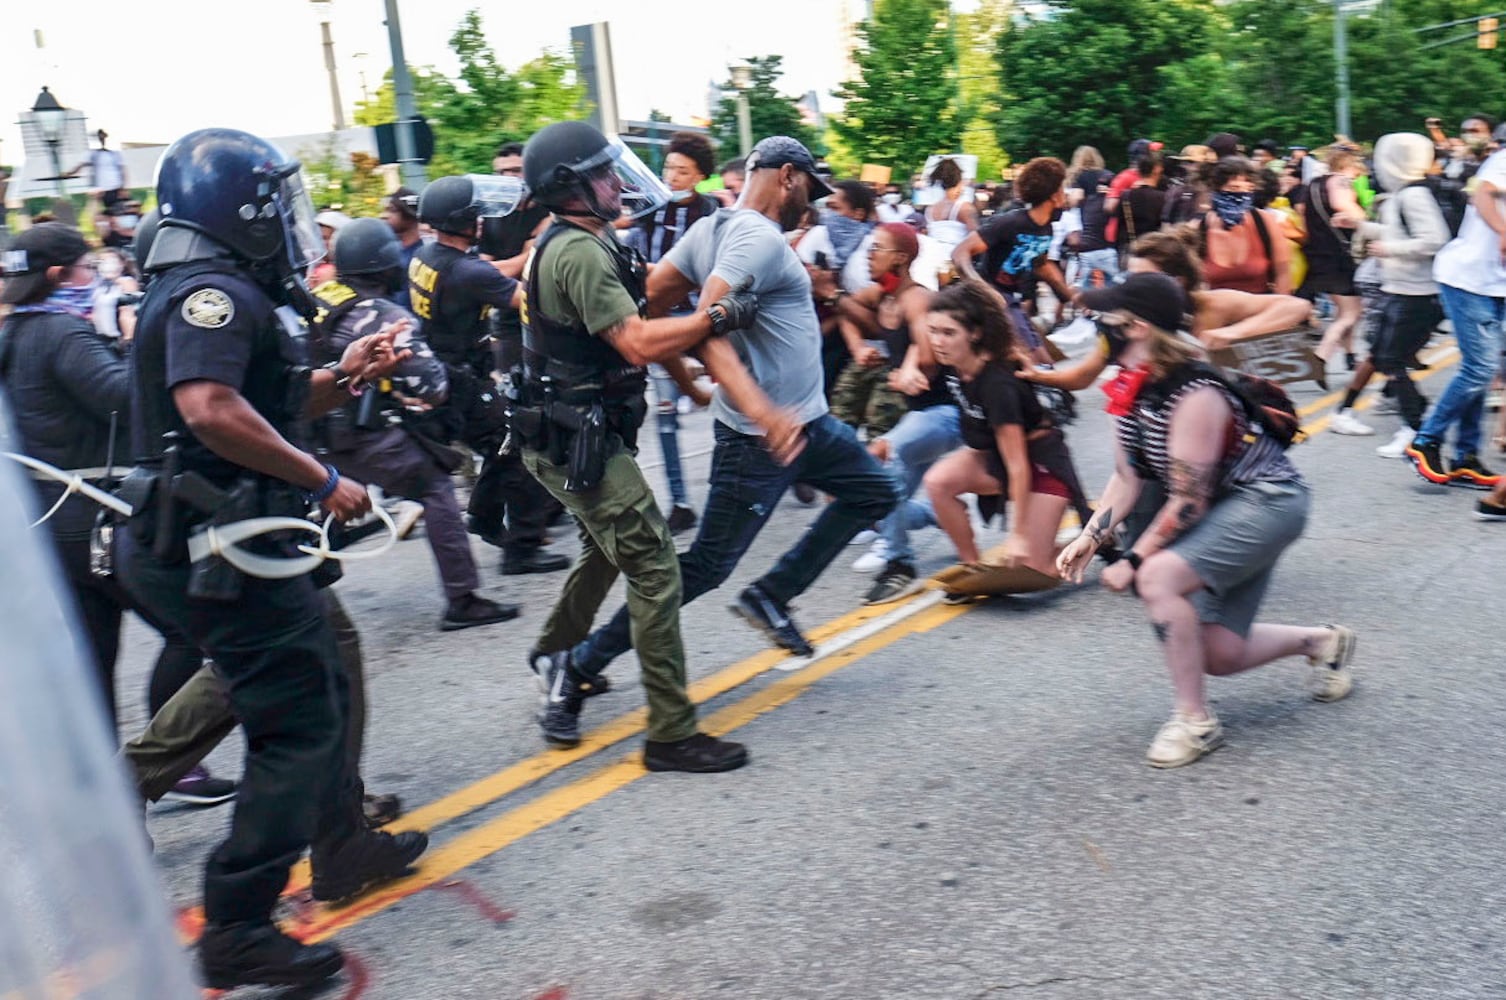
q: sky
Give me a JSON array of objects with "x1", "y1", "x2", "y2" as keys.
[{"x1": 0, "y1": 0, "x2": 893, "y2": 170}]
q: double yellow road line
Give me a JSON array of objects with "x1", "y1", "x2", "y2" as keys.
[{"x1": 260, "y1": 591, "x2": 972, "y2": 942}]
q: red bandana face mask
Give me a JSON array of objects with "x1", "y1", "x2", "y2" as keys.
[
  {"x1": 877, "y1": 271, "x2": 902, "y2": 295},
  {"x1": 1102, "y1": 366, "x2": 1151, "y2": 417}
]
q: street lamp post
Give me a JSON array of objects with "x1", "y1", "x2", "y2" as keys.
[
  {"x1": 31, "y1": 87, "x2": 68, "y2": 200},
  {"x1": 1334, "y1": 0, "x2": 1352, "y2": 139},
  {"x1": 310, "y1": 0, "x2": 347, "y2": 131},
  {"x1": 730, "y1": 62, "x2": 753, "y2": 158}
]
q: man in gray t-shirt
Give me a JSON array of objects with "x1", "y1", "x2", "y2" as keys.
[
  {"x1": 560, "y1": 137, "x2": 899, "y2": 674},
  {"x1": 663, "y1": 208, "x2": 828, "y2": 434}
]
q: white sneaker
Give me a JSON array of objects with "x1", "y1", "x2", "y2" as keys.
[
  {"x1": 1376, "y1": 426, "x2": 1415, "y2": 458},
  {"x1": 851, "y1": 539, "x2": 890, "y2": 574},
  {"x1": 1308, "y1": 624, "x2": 1357, "y2": 703},
  {"x1": 1330, "y1": 409, "x2": 1375, "y2": 436},
  {"x1": 849, "y1": 529, "x2": 879, "y2": 547},
  {"x1": 1373, "y1": 397, "x2": 1400, "y2": 416},
  {"x1": 1146, "y1": 711, "x2": 1224, "y2": 768}
]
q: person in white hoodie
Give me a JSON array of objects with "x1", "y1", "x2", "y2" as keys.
[{"x1": 1329, "y1": 133, "x2": 1450, "y2": 454}]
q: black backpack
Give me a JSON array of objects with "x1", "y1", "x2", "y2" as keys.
[
  {"x1": 1408, "y1": 176, "x2": 1466, "y2": 239},
  {"x1": 1144, "y1": 362, "x2": 1303, "y2": 452}
]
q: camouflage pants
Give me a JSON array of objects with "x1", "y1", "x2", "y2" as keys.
[{"x1": 830, "y1": 362, "x2": 906, "y2": 438}]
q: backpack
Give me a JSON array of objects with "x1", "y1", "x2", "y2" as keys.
[
  {"x1": 1144, "y1": 362, "x2": 1303, "y2": 453},
  {"x1": 1407, "y1": 176, "x2": 1466, "y2": 239}
]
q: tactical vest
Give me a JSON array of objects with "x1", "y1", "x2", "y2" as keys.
[
  {"x1": 407, "y1": 242, "x2": 487, "y2": 373},
  {"x1": 518, "y1": 221, "x2": 649, "y2": 447}
]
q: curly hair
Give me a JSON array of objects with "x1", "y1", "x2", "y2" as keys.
[
  {"x1": 668, "y1": 131, "x2": 717, "y2": 179},
  {"x1": 1211, "y1": 156, "x2": 1256, "y2": 191},
  {"x1": 1014, "y1": 156, "x2": 1067, "y2": 207},
  {"x1": 1129, "y1": 228, "x2": 1204, "y2": 293},
  {"x1": 833, "y1": 179, "x2": 877, "y2": 221},
  {"x1": 928, "y1": 278, "x2": 1015, "y2": 360}
]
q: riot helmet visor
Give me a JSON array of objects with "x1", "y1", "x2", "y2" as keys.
[
  {"x1": 274, "y1": 167, "x2": 326, "y2": 269},
  {"x1": 468, "y1": 175, "x2": 526, "y2": 218},
  {"x1": 600, "y1": 139, "x2": 671, "y2": 220}
]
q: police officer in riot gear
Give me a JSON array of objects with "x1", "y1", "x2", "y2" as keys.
[
  {"x1": 311, "y1": 217, "x2": 518, "y2": 629},
  {"x1": 410, "y1": 174, "x2": 570, "y2": 576},
  {"x1": 515, "y1": 120, "x2": 754, "y2": 771},
  {"x1": 118, "y1": 128, "x2": 427, "y2": 990}
]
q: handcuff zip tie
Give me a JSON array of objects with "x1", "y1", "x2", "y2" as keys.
[{"x1": 5, "y1": 452, "x2": 397, "y2": 580}]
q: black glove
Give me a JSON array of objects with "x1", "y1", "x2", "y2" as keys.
[{"x1": 707, "y1": 277, "x2": 758, "y2": 336}]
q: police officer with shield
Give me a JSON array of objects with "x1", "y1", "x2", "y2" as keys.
[
  {"x1": 516, "y1": 121, "x2": 754, "y2": 771},
  {"x1": 409, "y1": 174, "x2": 569, "y2": 576},
  {"x1": 118, "y1": 128, "x2": 426, "y2": 991}
]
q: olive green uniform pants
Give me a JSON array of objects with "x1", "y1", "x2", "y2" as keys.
[{"x1": 522, "y1": 444, "x2": 696, "y2": 743}]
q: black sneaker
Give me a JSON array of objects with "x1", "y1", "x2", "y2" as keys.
[
  {"x1": 309, "y1": 828, "x2": 429, "y2": 903},
  {"x1": 643, "y1": 732, "x2": 749, "y2": 773},
  {"x1": 730, "y1": 584, "x2": 814, "y2": 658},
  {"x1": 1477, "y1": 497, "x2": 1506, "y2": 521},
  {"x1": 527, "y1": 649, "x2": 611, "y2": 698},
  {"x1": 792, "y1": 482, "x2": 818, "y2": 505},
  {"x1": 1405, "y1": 439, "x2": 1450, "y2": 484},
  {"x1": 199, "y1": 921, "x2": 344, "y2": 991},
  {"x1": 534, "y1": 651, "x2": 594, "y2": 748},
  {"x1": 666, "y1": 504, "x2": 698, "y2": 535},
  {"x1": 1449, "y1": 453, "x2": 1502, "y2": 490},
  {"x1": 864, "y1": 561, "x2": 921, "y2": 606},
  {"x1": 502, "y1": 548, "x2": 571, "y2": 575},
  {"x1": 440, "y1": 593, "x2": 521, "y2": 631},
  {"x1": 162, "y1": 765, "x2": 237, "y2": 806}
]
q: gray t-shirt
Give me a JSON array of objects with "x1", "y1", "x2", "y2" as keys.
[{"x1": 664, "y1": 209, "x2": 828, "y2": 435}]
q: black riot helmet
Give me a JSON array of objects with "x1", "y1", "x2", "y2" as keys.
[
  {"x1": 332, "y1": 216, "x2": 407, "y2": 295},
  {"x1": 154, "y1": 128, "x2": 324, "y2": 271},
  {"x1": 419, "y1": 174, "x2": 526, "y2": 238},
  {"x1": 333, "y1": 217, "x2": 404, "y2": 277},
  {"x1": 523, "y1": 121, "x2": 671, "y2": 221},
  {"x1": 132, "y1": 208, "x2": 163, "y2": 276}
]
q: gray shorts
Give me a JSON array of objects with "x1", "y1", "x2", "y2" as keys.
[{"x1": 1168, "y1": 479, "x2": 1310, "y2": 637}]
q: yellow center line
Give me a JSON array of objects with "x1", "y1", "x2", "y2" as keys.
[
  {"x1": 1301, "y1": 345, "x2": 1460, "y2": 437},
  {"x1": 1295, "y1": 339, "x2": 1458, "y2": 419},
  {"x1": 281, "y1": 593, "x2": 936, "y2": 891},
  {"x1": 294, "y1": 597, "x2": 972, "y2": 943}
]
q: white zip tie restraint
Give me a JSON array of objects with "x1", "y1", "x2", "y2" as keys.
[{"x1": 5, "y1": 452, "x2": 396, "y2": 578}]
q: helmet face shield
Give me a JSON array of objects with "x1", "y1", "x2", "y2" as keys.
[
  {"x1": 468, "y1": 175, "x2": 526, "y2": 218},
  {"x1": 605, "y1": 139, "x2": 672, "y2": 220},
  {"x1": 275, "y1": 168, "x2": 326, "y2": 269}
]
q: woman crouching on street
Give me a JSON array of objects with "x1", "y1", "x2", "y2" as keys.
[
  {"x1": 1057, "y1": 271, "x2": 1357, "y2": 769},
  {"x1": 921, "y1": 279, "x2": 1085, "y2": 580}
]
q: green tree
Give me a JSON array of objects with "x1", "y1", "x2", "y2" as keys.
[
  {"x1": 957, "y1": 0, "x2": 1012, "y2": 182},
  {"x1": 710, "y1": 56, "x2": 819, "y2": 156},
  {"x1": 833, "y1": 0, "x2": 960, "y2": 180},
  {"x1": 995, "y1": 0, "x2": 1230, "y2": 164},
  {"x1": 351, "y1": 9, "x2": 586, "y2": 177}
]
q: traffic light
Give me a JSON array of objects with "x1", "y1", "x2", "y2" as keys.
[{"x1": 1480, "y1": 16, "x2": 1498, "y2": 50}]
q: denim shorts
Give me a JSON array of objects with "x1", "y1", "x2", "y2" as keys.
[{"x1": 1168, "y1": 479, "x2": 1310, "y2": 637}]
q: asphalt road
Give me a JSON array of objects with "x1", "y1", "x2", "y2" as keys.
[{"x1": 116, "y1": 339, "x2": 1506, "y2": 1000}]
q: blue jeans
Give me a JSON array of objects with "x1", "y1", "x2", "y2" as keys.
[
  {"x1": 1417, "y1": 283, "x2": 1504, "y2": 458},
  {"x1": 649, "y1": 364, "x2": 689, "y2": 508},
  {"x1": 876, "y1": 404, "x2": 962, "y2": 565},
  {"x1": 571, "y1": 414, "x2": 899, "y2": 675},
  {"x1": 1077, "y1": 248, "x2": 1120, "y2": 289}
]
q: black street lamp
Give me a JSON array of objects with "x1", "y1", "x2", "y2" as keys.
[{"x1": 31, "y1": 87, "x2": 69, "y2": 199}]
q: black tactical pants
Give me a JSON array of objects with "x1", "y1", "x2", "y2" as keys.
[{"x1": 115, "y1": 530, "x2": 362, "y2": 924}]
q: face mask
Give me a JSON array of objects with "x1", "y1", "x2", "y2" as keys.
[
  {"x1": 665, "y1": 188, "x2": 694, "y2": 204},
  {"x1": 114, "y1": 214, "x2": 139, "y2": 230},
  {"x1": 1211, "y1": 191, "x2": 1254, "y2": 227},
  {"x1": 47, "y1": 278, "x2": 100, "y2": 319},
  {"x1": 877, "y1": 271, "x2": 902, "y2": 294},
  {"x1": 882, "y1": 193, "x2": 903, "y2": 206},
  {"x1": 97, "y1": 257, "x2": 123, "y2": 281}
]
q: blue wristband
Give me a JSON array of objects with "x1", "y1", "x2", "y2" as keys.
[{"x1": 305, "y1": 463, "x2": 340, "y2": 504}]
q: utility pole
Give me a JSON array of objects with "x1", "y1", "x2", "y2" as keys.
[
  {"x1": 1334, "y1": 0, "x2": 1351, "y2": 139},
  {"x1": 384, "y1": 0, "x2": 426, "y2": 189},
  {"x1": 311, "y1": 1, "x2": 346, "y2": 131}
]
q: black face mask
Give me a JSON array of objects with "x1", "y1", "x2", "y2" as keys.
[{"x1": 1095, "y1": 317, "x2": 1130, "y2": 363}]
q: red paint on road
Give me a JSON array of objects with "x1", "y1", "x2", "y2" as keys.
[
  {"x1": 531, "y1": 988, "x2": 570, "y2": 1000},
  {"x1": 431, "y1": 879, "x2": 516, "y2": 925}
]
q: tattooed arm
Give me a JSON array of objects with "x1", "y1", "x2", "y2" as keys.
[
  {"x1": 1131, "y1": 386, "x2": 1231, "y2": 557},
  {"x1": 1057, "y1": 431, "x2": 1143, "y2": 582}
]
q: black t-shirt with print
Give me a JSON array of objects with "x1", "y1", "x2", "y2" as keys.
[
  {"x1": 1116, "y1": 185, "x2": 1167, "y2": 249},
  {"x1": 944, "y1": 361, "x2": 1043, "y2": 452},
  {"x1": 977, "y1": 208, "x2": 1054, "y2": 302}
]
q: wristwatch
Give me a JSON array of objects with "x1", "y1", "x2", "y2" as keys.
[
  {"x1": 1121, "y1": 551, "x2": 1144, "y2": 571},
  {"x1": 321, "y1": 360, "x2": 361, "y2": 394}
]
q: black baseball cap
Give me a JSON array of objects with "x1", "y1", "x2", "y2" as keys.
[
  {"x1": 1, "y1": 223, "x2": 91, "y2": 305},
  {"x1": 746, "y1": 136, "x2": 834, "y2": 199},
  {"x1": 1207, "y1": 132, "x2": 1243, "y2": 158},
  {"x1": 1077, "y1": 271, "x2": 1190, "y2": 334}
]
